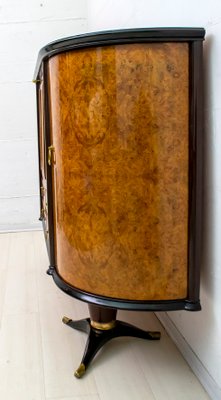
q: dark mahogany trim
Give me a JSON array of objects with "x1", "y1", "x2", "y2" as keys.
[
  {"x1": 43, "y1": 63, "x2": 56, "y2": 269},
  {"x1": 33, "y1": 28, "x2": 205, "y2": 80},
  {"x1": 51, "y1": 268, "x2": 201, "y2": 312},
  {"x1": 35, "y1": 78, "x2": 43, "y2": 220},
  {"x1": 188, "y1": 41, "x2": 203, "y2": 303}
]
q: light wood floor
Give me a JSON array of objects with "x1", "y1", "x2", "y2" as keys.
[{"x1": 0, "y1": 231, "x2": 210, "y2": 400}]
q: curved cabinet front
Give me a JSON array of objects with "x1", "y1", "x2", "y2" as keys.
[
  {"x1": 34, "y1": 29, "x2": 205, "y2": 310},
  {"x1": 47, "y1": 42, "x2": 189, "y2": 302}
]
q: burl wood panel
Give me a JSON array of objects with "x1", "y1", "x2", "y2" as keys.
[{"x1": 48, "y1": 43, "x2": 189, "y2": 301}]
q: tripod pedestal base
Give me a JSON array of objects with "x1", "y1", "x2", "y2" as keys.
[{"x1": 62, "y1": 307, "x2": 161, "y2": 378}]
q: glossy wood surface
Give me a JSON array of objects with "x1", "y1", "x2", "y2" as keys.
[{"x1": 48, "y1": 43, "x2": 189, "y2": 301}]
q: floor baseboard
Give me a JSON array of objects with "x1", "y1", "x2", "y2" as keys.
[
  {"x1": 156, "y1": 312, "x2": 221, "y2": 400},
  {"x1": 0, "y1": 226, "x2": 42, "y2": 234}
]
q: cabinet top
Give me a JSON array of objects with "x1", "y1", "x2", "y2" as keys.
[{"x1": 33, "y1": 27, "x2": 205, "y2": 80}]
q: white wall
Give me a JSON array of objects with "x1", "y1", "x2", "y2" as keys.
[
  {"x1": 0, "y1": 0, "x2": 88, "y2": 231},
  {"x1": 88, "y1": 1, "x2": 221, "y2": 399}
]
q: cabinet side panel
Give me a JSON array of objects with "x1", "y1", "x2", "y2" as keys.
[{"x1": 48, "y1": 43, "x2": 189, "y2": 301}]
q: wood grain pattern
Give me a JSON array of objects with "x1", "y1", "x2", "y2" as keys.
[{"x1": 47, "y1": 43, "x2": 189, "y2": 301}]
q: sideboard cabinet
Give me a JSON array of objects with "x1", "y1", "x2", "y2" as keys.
[{"x1": 34, "y1": 28, "x2": 205, "y2": 377}]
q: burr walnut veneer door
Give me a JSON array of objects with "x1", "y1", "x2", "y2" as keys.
[{"x1": 47, "y1": 42, "x2": 189, "y2": 301}]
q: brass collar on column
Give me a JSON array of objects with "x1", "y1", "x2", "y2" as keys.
[{"x1": 90, "y1": 320, "x2": 116, "y2": 331}]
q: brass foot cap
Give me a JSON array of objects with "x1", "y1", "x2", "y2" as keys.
[
  {"x1": 62, "y1": 316, "x2": 72, "y2": 324},
  {"x1": 74, "y1": 363, "x2": 86, "y2": 378},
  {"x1": 149, "y1": 331, "x2": 161, "y2": 339}
]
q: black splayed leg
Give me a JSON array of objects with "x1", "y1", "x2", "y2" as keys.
[{"x1": 62, "y1": 305, "x2": 161, "y2": 378}]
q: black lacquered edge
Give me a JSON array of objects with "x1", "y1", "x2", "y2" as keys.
[
  {"x1": 187, "y1": 41, "x2": 204, "y2": 302},
  {"x1": 34, "y1": 28, "x2": 205, "y2": 79},
  {"x1": 51, "y1": 268, "x2": 201, "y2": 312}
]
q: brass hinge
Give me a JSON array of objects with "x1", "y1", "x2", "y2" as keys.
[
  {"x1": 32, "y1": 79, "x2": 41, "y2": 84},
  {"x1": 48, "y1": 145, "x2": 56, "y2": 166}
]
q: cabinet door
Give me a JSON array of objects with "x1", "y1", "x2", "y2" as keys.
[{"x1": 47, "y1": 42, "x2": 189, "y2": 302}]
